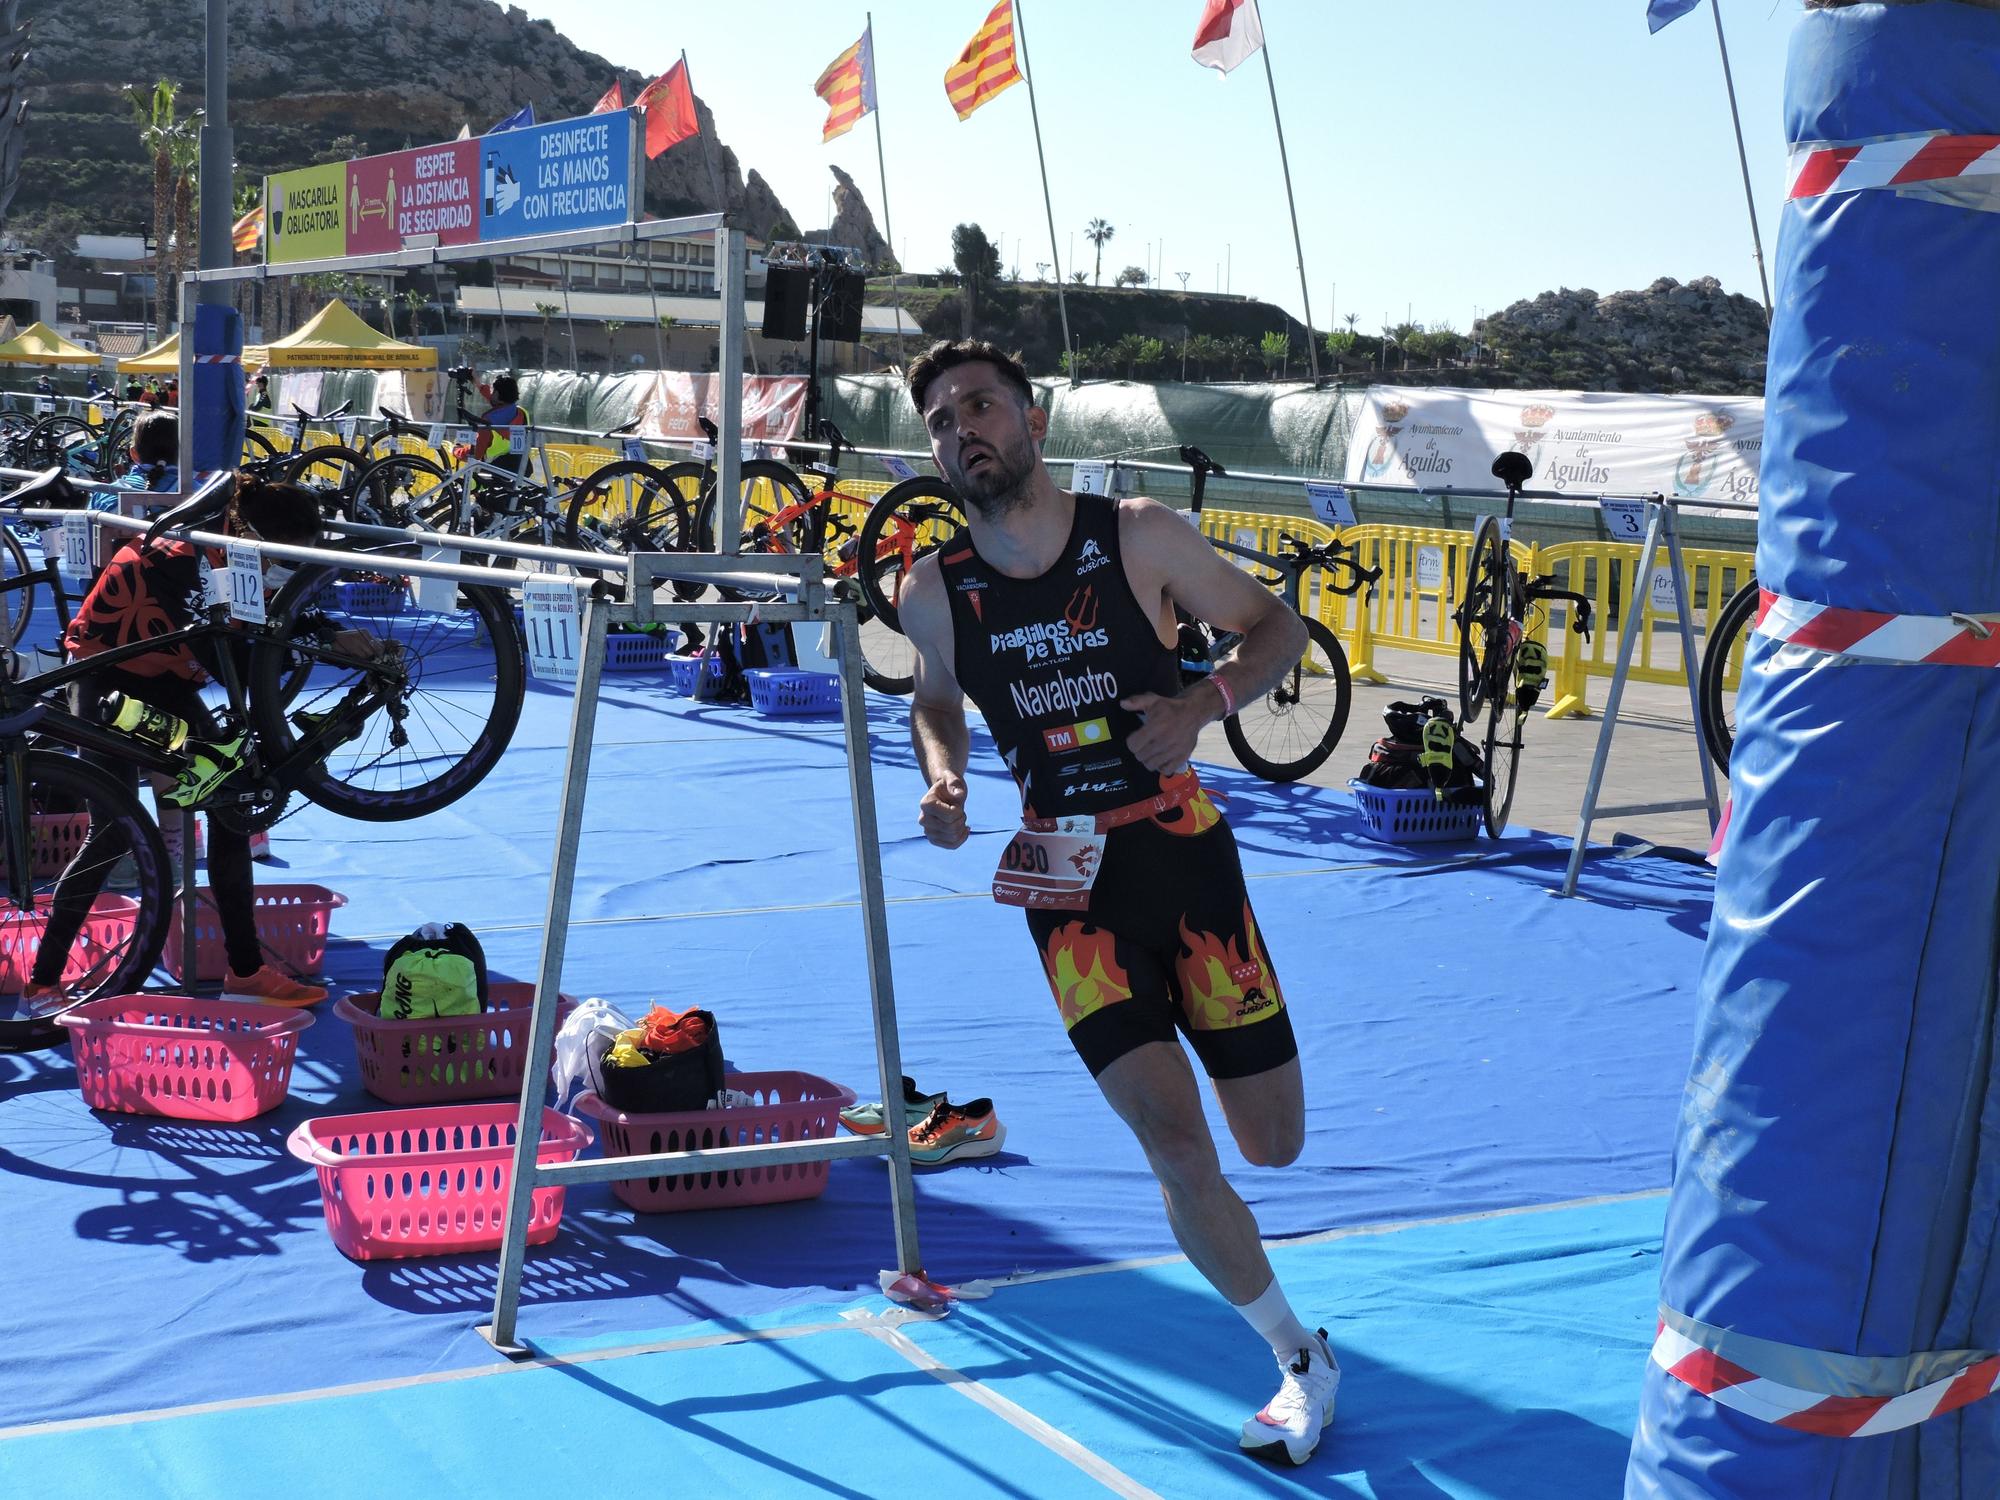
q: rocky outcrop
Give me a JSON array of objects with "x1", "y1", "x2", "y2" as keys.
[
  {"x1": 12, "y1": 0, "x2": 800, "y2": 244},
  {"x1": 804, "y1": 164, "x2": 892, "y2": 269},
  {"x1": 1474, "y1": 276, "x2": 1768, "y2": 395}
]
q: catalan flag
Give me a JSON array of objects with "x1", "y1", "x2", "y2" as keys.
[
  {"x1": 944, "y1": 0, "x2": 1023, "y2": 122},
  {"x1": 231, "y1": 204, "x2": 264, "y2": 255},
  {"x1": 814, "y1": 27, "x2": 878, "y2": 143}
]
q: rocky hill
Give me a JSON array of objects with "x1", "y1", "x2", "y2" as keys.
[
  {"x1": 1470, "y1": 277, "x2": 1768, "y2": 394},
  {"x1": 8, "y1": 0, "x2": 877, "y2": 255}
]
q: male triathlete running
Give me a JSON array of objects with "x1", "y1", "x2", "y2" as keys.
[{"x1": 898, "y1": 339, "x2": 1338, "y2": 1467}]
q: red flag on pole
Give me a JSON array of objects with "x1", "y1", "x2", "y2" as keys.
[
  {"x1": 1191, "y1": 0, "x2": 1265, "y2": 74},
  {"x1": 636, "y1": 61, "x2": 698, "y2": 159},
  {"x1": 590, "y1": 80, "x2": 625, "y2": 115}
]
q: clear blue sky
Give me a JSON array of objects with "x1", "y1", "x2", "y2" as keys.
[{"x1": 527, "y1": 0, "x2": 1801, "y2": 334}]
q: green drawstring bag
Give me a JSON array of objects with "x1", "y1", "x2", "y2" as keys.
[{"x1": 380, "y1": 922, "x2": 489, "y2": 1020}]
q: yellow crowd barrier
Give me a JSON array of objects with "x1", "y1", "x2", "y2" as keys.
[
  {"x1": 1194, "y1": 506, "x2": 1751, "y2": 720},
  {"x1": 1535, "y1": 541, "x2": 1755, "y2": 718}
]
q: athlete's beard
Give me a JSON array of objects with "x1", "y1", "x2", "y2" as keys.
[{"x1": 949, "y1": 431, "x2": 1038, "y2": 519}]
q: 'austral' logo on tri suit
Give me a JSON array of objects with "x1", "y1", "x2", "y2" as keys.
[{"x1": 1076, "y1": 537, "x2": 1111, "y2": 575}]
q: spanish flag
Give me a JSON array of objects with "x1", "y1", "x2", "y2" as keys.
[
  {"x1": 944, "y1": 0, "x2": 1022, "y2": 122},
  {"x1": 232, "y1": 204, "x2": 264, "y2": 255},
  {"x1": 814, "y1": 27, "x2": 878, "y2": 143}
]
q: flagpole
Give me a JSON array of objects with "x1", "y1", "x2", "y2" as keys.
[
  {"x1": 866, "y1": 14, "x2": 907, "y2": 362},
  {"x1": 1709, "y1": 0, "x2": 1773, "y2": 320},
  {"x1": 680, "y1": 50, "x2": 729, "y2": 212},
  {"x1": 1255, "y1": 5, "x2": 1320, "y2": 384},
  {"x1": 1011, "y1": 0, "x2": 1074, "y2": 384}
]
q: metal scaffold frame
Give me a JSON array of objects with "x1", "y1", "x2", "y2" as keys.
[{"x1": 174, "y1": 212, "x2": 925, "y2": 1352}]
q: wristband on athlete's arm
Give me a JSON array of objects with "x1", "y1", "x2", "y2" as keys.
[{"x1": 1208, "y1": 670, "x2": 1237, "y2": 721}]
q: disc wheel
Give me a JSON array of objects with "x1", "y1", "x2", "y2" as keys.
[
  {"x1": 1698, "y1": 577, "x2": 1758, "y2": 775},
  {"x1": 1456, "y1": 516, "x2": 1510, "y2": 722},
  {"x1": 853, "y1": 476, "x2": 965, "y2": 636},
  {"x1": 1221, "y1": 615, "x2": 1353, "y2": 782},
  {"x1": 1479, "y1": 693, "x2": 1523, "y2": 839},
  {"x1": 0, "y1": 749, "x2": 173, "y2": 1053},
  {"x1": 249, "y1": 562, "x2": 524, "y2": 822}
]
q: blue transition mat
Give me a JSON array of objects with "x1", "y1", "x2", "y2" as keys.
[{"x1": 0, "y1": 638, "x2": 1713, "y2": 1492}]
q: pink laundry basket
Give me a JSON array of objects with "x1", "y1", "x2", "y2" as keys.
[
  {"x1": 0, "y1": 894, "x2": 140, "y2": 991},
  {"x1": 336, "y1": 983, "x2": 578, "y2": 1105},
  {"x1": 572, "y1": 1070, "x2": 855, "y2": 1213},
  {"x1": 163, "y1": 883, "x2": 346, "y2": 983},
  {"x1": 286, "y1": 1103, "x2": 592, "y2": 1261},
  {"x1": 58, "y1": 994, "x2": 313, "y2": 1122}
]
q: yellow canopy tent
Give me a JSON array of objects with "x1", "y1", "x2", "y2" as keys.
[
  {"x1": 0, "y1": 321, "x2": 101, "y2": 365},
  {"x1": 245, "y1": 300, "x2": 434, "y2": 370},
  {"x1": 117, "y1": 332, "x2": 179, "y2": 374}
]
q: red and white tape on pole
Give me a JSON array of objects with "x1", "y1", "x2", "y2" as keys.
[
  {"x1": 1789, "y1": 132, "x2": 2000, "y2": 200},
  {"x1": 1755, "y1": 589, "x2": 2000, "y2": 667},
  {"x1": 1652, "y1": 1319, "x2": 2000, "y2": 1437}
]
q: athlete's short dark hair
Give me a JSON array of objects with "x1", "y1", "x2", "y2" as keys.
[
  {"x1": 491, "y1": 376, "x2": 519, "y2": 405},
  {"x1": 906, "y1": 340, "x2": 1034, "y2": 415}
]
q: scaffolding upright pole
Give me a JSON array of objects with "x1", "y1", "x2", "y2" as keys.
[{"x1": 715, "y1": 225, "x2": 745, "y2": 553}]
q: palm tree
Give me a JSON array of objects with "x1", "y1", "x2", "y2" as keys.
[
  {"x1": 400, "y1": 289, "x2": 427, "y2": 339},
  {"x1": 603, "y1": 319, "x2": 625, "y2": 367},
  {"x1": 167, "y1": 123, "x2": 201, "y2": 317},
  {"x1": 534, "y1": 302, "x2": 561, "y2": 368},
  {"x1": 126, "y1": 81, "x2": 184, "y2": 337},
  {"x1": 1085, "y1": 219, "x2": 1114, "y2": 287}
]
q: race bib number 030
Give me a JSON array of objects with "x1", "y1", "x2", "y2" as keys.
[{"x1": 992, "y1": 821, "x2": 1107, "y2": 910}]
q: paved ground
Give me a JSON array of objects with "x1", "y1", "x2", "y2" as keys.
[{"x1": 1194, "y1": 640, "x2": 1725, "y2": 855}]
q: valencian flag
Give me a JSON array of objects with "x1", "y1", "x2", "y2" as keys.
[
  {"x1": 1647, "y1": 0, "x2": 1702, "y2": 31},
  {"x1": 636, "y1": 60, "x2": 699, "y2": 159},
  {"x1": 814, "y1": 27, "x2": 878, "y2": 142},
  {"x1": 945, "y1": 1, "x2": 1023, "y2": 121},
  {"x1": 231, "y1": 205, "x2": 264, "y2": 255},
  {"x1": 1191, "y1": 0, "x2": 1264, "y2": 74},
  {"x1": 590, "y1": 80, "x2": 625, "y2": 115}
]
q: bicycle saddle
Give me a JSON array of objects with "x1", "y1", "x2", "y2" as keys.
[
  {"x1": 2, "y1": 467, "x2": 82, "y2": 510},
  {"x1": 1180, "y1": 444, "x2": 1226, "y2": 477},
  {"x1": 1490, "y1": 452, "x2": 1533, "y2": 490},
  {"x1": 604, "y1": 418, "x2": 641, "y2": 439},
  {"x1": 697, "y1": 416, "x2": 719, "y2": 443},
  {"x1": 143, "y1": 482, "x2": 233, "y2": 545}
]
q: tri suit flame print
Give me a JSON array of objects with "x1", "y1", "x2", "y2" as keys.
[{"x1": 942, "y1": 494, "x2": 1297, "y2": 1080}]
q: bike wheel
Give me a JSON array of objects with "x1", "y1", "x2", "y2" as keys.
[
  {"x1": 695, "y1": 459, "x2": 816, "y2": 602},
  {"x1": 248, "y1": 562, "x2": 525, "y2": 822},
  {"x1": 561, "y1": 459, "x2": 692, "y2": 561},
  {"x1": 1699, "y1": 577, "x2": 1758, "y2": 775},
  {"x1": 351, "y1": 452, "x2": 456, "y2": 530},
  {"x1": 0, "y1": 748, "x2": 172, "y2": 1052},
  {"x1": 1479, "y1": 694, "x2": 1523, "y2": 839},
  {"x1": 1221, "y1": 615, "x2": 1352, "y2": 782},
  {"x1": 853, "y1": 476, "x2": 965, "y2": 635},
  {"x1": 1457, "y1": 516, "x2": 1509, "y2": 721},
  {"x1": 280, "y1": 444, "x2": 372, "y2": 523},
  {"x1": 242, "y1": 426, "x2": 280, "y2": 466},
  {"x1": 0, "y1": 523, "x2": 34, "y2": 649}
]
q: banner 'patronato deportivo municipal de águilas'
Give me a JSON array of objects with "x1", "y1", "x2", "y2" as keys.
[
  {"x1": 1345, "y1": 386, "x2": 1765, "y2": 504},
  {"x1": 263, "y1": 112, "x2": 641, "y2": 264}
]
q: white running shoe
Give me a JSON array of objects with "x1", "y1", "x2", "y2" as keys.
[{"x1": 1240, "y1": 1329, "x2": 1339, "y2": 1466}]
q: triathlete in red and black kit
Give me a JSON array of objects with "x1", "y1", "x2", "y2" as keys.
[
  {"x1": 936, "y1": 490, "x2": 1294, "y2": 1080},
  {"x1": 900, "y1": 340, "x2": 1341, "y2": 1468}
]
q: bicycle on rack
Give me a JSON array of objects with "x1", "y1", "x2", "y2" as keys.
[
  {"x1": 244, "y1": 402, "x2": 376, "y2": 518},
  {"x1": 1452, "y1": 451, "x2": 1596, "y2": 837},
  {"x1": 676, "y1": 417, "x2": 959, "y2": 694},
  {"x1": 1179, "y1": 445, "x2": 1376, "y2": 781},
  {"x1": 0, "y1": 469, "x2": 527, "y2": 1051}
]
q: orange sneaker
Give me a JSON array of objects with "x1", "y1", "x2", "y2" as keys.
[
  {"x1": 907, "y1": 1097, "x2": 1005, "y2": 1166},
  {"x1": 220, "y1": 965, "x2": 327, "y2": 1008}
]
